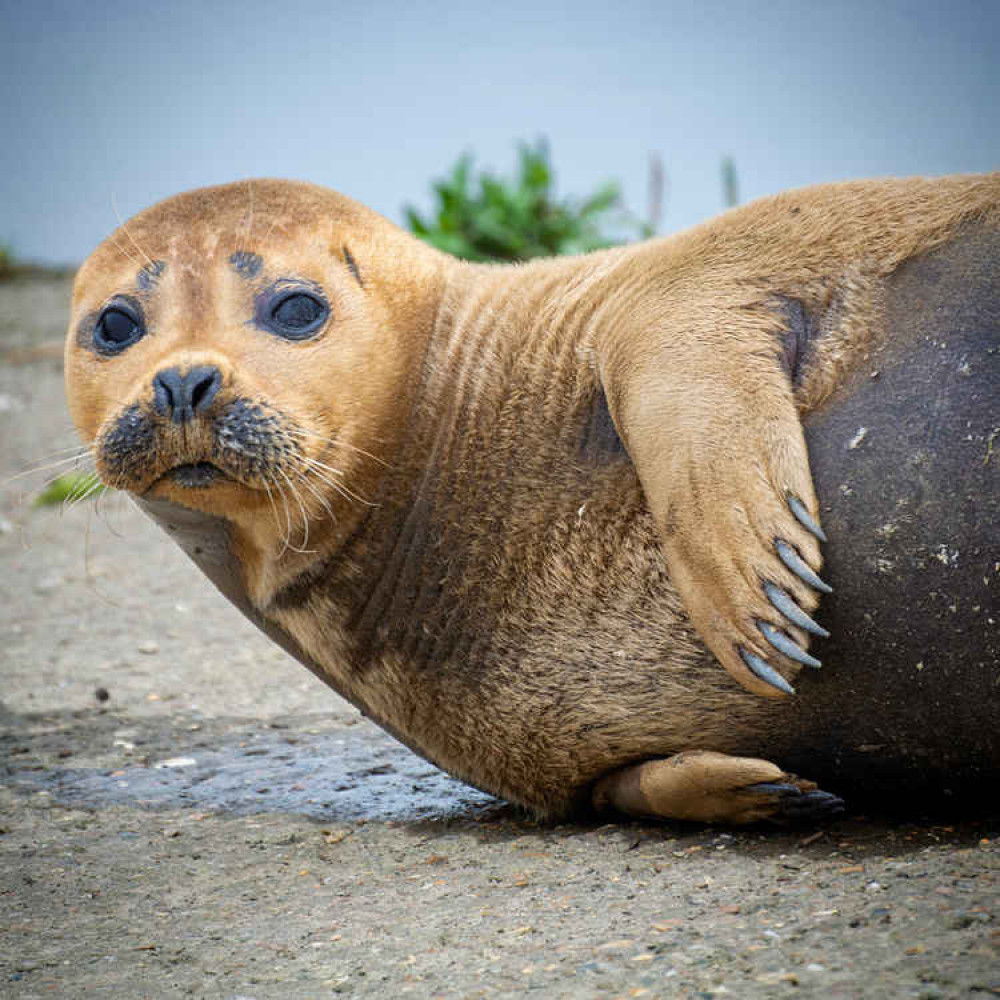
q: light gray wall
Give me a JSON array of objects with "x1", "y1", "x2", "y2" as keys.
[{"x1": 2, "y1": 0, "x2": 998, "y2": 265}]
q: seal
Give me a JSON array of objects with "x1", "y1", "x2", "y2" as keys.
[{"x1": 64, "y1": 175, "x2": 999, "y2": 824}]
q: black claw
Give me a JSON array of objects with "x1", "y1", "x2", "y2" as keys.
[
  {"x1": 757, "y1": 620, "x2": 822, "y2": 668},
  {"x1": 748, "y1": 782, "x2": 846, "y2": 823},
  {"x1": 775, "y1": 539, "x2": 833, "y2": 593},
  {"x1": 739, "y1": 647, "x2": 795, "y2": 695},
  {"x1": 763, "y1": 582, "x2": 830, "y2": 638},
  {"x1": 787, "y1": 493, "x2": 828, "y2": 542},
  {"x1": 777, "y1": 789, "x2": 846, "y2": 821},
  {"x1": 749, "y1": 782, "x2": 801, "y2": 796}
]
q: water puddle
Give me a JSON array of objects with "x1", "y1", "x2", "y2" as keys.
[{"x1": 6, "y1": 718, "x2": 503, "y2": 822}]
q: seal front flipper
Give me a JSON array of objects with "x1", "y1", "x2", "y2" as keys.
[
  {"x1": 591, "y1": 750, "x2": 844, "y2": 825},
  {"x1": 598, "y1": 290, "x2": 830, "y2": 698}
]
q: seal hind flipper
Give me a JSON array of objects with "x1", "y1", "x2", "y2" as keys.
[{"x1": 591, "y1": 750, "x2": 843, "y2": 825}]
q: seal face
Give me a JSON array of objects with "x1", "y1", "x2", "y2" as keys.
[
  {"x1": 66, "y1": 180, "x2": 444, "y2": 608},
  {"x1": 65, "y1": 175, "x2": 1000, "y2": 823}
]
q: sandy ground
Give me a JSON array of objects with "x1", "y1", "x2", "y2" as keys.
[{"x1": 0, "y1": 275, "x2": 996, "y2": 999}]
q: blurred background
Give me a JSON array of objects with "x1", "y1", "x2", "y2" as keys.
[{"x1": 1, "y1": 0, "x2": 997, "y2": 267}]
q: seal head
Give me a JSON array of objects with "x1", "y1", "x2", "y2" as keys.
[{"x1": 65, "y1": 179, "x2": 445, "y2": 605}]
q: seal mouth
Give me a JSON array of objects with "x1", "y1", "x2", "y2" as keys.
[{"x1": 162, "y1": 462, "x2": 230, "y2": 488}]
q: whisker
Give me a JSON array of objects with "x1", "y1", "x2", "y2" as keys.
[
  {"x1": 32, "y1": 441, "x2": 95, "y2": 457},
  {"x1": 111, "y1": 192, "x2": 155, "y2": 270},
  {"x1": 276, "y1": 468, "x2": 316, "y2": 554},
  {"x1": 261, "y1": 193, "x2": 291, "y2": 246},
  {"x1": 76, "y1": 481, "x2": 127, "y2": 609},
  {"x1": 269, "y1": 472, "x2": 296, "y2": 558},
  {"x1": 244, "y1": 180, "x2": 254, "y2": 241},
  {"x1": 65, "y1": 476, "x2": 107, "y2": 511},
  {"x1": 3, "y1": 449, "x2": 95, "y2": 486},
  {"x1": 307, "y1": 470, "x2": 375, "y2": 511},
  {"x1": 300, "y1": 455, "x2": 345, "y2": 478},
  {"x1": 285, "y1": 427, "x2": 391, "y2": 468},
  {"x1": 92, "y1": 481, "x2": 130, "y2": 537},
  {"x1": 300, "y1": 456, "x2": 379, "y2": 507},
  {"x1": 106, "y1": 231, "x2": 141, "y2": 268},
  {"x1": 291, "y1": 466, "x2": 336, "y2": 523},
  {"x1": 258, "y1": 474, "x2": 283, "y2": 540},
  {"x1": 61, "y1": 465, "x2": 107, "y2": 510}
]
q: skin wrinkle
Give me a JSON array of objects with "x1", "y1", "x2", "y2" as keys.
[{"x1": 342, "y1": 245, "x2": 364, "y2": 288}]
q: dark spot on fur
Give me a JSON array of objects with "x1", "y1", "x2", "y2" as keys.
[
  {"x1": 230, "y1": 250, "x2": 263, "y2": 278},
  {"x1": 343, "y1": 245, "x2": 364, "y2": 288},
  {"x1": 577, "y1": 389, "x2": 628, "y2": 465},
  {"x1": 137, "y1": 260, "x2": 166, "y2": 291},
  {"x1": 775, "y1": 295, "x2": 818, "y2": 387},
  {"x1": 270, "y1": 566, "x2": 327, "y2": 612}
]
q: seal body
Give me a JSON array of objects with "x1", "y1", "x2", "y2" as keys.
[
  {"x1": 65, "y1": 175, "x2": 999, "y2": 822},
  {"x1": 787, "y1": 226, "x2": 999, "y2": 802}
]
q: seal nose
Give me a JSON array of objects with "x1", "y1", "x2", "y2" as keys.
[{"x1": 152, "y1": 365, "x2": 222, "y2": 424}]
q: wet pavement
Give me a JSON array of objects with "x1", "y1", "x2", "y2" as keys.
[{"x1": 4, "y1": 709, "x2": 502, "y2": 824}]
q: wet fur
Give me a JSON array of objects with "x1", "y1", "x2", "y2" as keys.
[{"x1": 65, "y1": 175, "x2": 1000, "y2": 819}]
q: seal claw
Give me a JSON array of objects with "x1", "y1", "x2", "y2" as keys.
[
  {"x1": 757, "y1": 620, "x2": 822, "y2": 668},
  {"x1": 763, "y1": 582, "x2": 830, "y2": 638},
  {"x1": 775, "y1": 539, "x2": 833, "y2": 593},
  {"x1": 787, "y1": 492, "x2": 828, "y2": 542},
  {"x1": 738, "y1": 647, "x2": 795, "y2": 695},
  {"x1": 749, "y1": 783, "x2": 846, "y2": 823},
  {"x1": 748, "y1": 782, "x2": 800, "y2": 796}
]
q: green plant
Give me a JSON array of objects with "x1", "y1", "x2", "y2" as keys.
[
  {"x1": 404, "y1": 141, "x2": 648, "y2": 262},
  {"x1": 0, "y1": 243, "x2": 13, "y2": 278},
  {"x1": 34, "y1": 472, "x2": 106, "y2": 507}
]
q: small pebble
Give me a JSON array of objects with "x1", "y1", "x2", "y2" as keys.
[
  {"x1": 95, "y1": 687, "x2": 110, "y2": 703},
  {"x1": 34, "y1": 574, "x2": 63, "y2": 594},
  {"x1": 137, "y1": 640, "x2": 160, "y2": 655},
  {"x1": 154, "y1": 756, "x2": 196, "y2": 769}
]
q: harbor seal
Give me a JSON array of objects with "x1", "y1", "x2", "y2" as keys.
[{"x1": 64, "y1": 175, "x2": 999, "y2": 823}]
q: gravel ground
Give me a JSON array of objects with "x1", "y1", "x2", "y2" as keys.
[{"x1": 1, "y1": 275, "x2": 997, "y2": 999}]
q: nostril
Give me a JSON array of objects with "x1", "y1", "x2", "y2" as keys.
[
  {"x1": 152, "y1": 368, "x2": 183, "y2": 418},
  {"x1": 152, "y1": 365, "x2": 222, "y2": 423},
  {"x1": 188, "y1": 366, "x2": 222, "y2": 414}
]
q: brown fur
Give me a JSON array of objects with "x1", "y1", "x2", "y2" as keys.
[{"x1": 64, "y1": 174, "x2": 1000, "y2": 822}]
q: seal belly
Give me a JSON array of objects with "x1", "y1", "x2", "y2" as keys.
[{"x1": 784, "y1": 227, "x2": 999, "y2": 806}]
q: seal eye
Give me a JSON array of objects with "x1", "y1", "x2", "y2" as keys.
[
  {"x1": 94, "y1": 303, "x2": 144, "y2": 353},
  {"x1": 265, "y1": 291, "x2": 329, "y2": 340}
]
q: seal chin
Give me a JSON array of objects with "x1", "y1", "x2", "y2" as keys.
[{"x1": 160, "y1": 462, "x2": 230, "y2": 489}]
